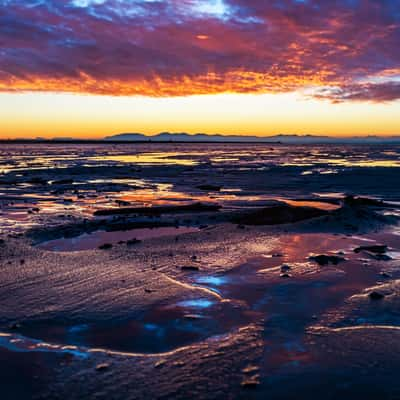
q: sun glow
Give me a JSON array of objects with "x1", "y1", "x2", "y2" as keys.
[{"x1": 1, "y1": 92, "x2": 399, "y2": 139}]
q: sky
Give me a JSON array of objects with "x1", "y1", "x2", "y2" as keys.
[{"x1": 1, "y1": 0, "x2": 400, "y2": 139}]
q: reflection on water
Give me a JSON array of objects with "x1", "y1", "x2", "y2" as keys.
[
  {"x1": 280, "y1": 199, "x2": 339, "y2": 211},
  {"x1": 5, "y1": 231, "x2": 399, "y2": 359},
  {"x1": 95, "y1": 152, "x2": 198, "y2": 166},
  {"x1": 196, "y1": 276, "x2": 229, "y2": 286},
  {"x1": 177, "y1": 299, "x2": 214, "y2": 309},
  {"x1": 2, "y1": 143, "x2": 400, "y2": 173},
  {"x1": 37, "y1": 226, "x2": 200, "y2": 252},
  {"x1": 1, "y1": 143, "x2": 400, "y2": 233}
]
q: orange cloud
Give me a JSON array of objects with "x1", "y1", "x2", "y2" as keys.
[{"x1": 0, "y1": 0, "x2": 399, "y2": 101}]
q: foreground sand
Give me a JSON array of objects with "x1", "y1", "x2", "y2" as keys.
[{"x1": 1, "y1": 201, "x2": 400, "y2": 399}]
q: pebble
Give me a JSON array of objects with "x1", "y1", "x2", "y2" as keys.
[
  {"x1": 95, "y1": 363, "x2": 110, "y2": 372},
  {"x1": 127, "y1": 239, "x2": 141, "y2": 246},
  {"x1": 154, "y1": 359, "x2": 167, "y2": 369},
  {"x1": 181, "y1": 265, "x2": 200, "y2": 272},
  {"x1": 369, "y1": 291, "x2": 385, "y2": 300},
  {"x1": 9, "y1": 322, "x2": 22, "y2": 330},
  {"x1": 280, "y1": 264, "x2": 291, "y2": 273},
  {"x1": 98, "y1": 243, "x2": 113, "y2": 250},
  {"x1": 242, "y1": 365, "x2": 259, "y2": 374},
  {"x1": 309, "y1": 254, "x2": 345, "y2": 266},
  {"x1": 241, "y1": 375, "x2": 260, "y2": 388}
]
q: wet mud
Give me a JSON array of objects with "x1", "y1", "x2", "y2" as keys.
[{"x1": 1, "y1": 143, "x2": 400, "y2": 399}]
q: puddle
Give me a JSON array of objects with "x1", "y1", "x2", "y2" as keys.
[
  {"x1": 9, "y1": 297, "x2": 251, "y2": 354},
  {"x1": 93, "y1": 152, "x2": 199, "y2": 166},
  {"x1": 3, "y1": 231, "x2": 400, "y2": 363},
  {"x1": 37, "y1": 226, "x2": 200, "y2": 252},
  {"x1": 3, "y1": 143, "x2": 400, "y2": 235},
  {"x1": 280, "y1": 199, "x2": 340, "y2": 211},
  {"x1": 0, "y1": 333, "x2": 88, "y2": 358},
  {"x1": 185, "y1": 232, "x2": 400, "y2": 372}
]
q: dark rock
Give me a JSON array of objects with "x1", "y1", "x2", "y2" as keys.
[
  {"x1": 94, "y1": 203, "x2": 221, "y2": 216},
  {"x1": 181, "y1": 265, "x2": 200, "y2": 272},
  {"x1": 309, "y1": 254, "x2": 345, "y2": 266},
  {"x1": 354, "y1": 245, "x2": 388, "y2": 254},
  {"x1": 233, "y1": 204, "x2": 327, "y2": 226},
  {"x1": 126, "y1": 238, "x2": 141, "y2": 246},
  {"x1": 369, "y1": 291, "x2": 385, "y2": 300},
  {"x1": 98, "y1": 243, "x2": 113, "y2": 250},
  {"x1": 344, "y1": 195, "x2": 387, "y2": 208},
  {"x1": 197, "y1": 184, "x2": 222, "y2": 192},
  {"x1": 280, "y1": 264, "x2": 291, "y2": 273},
  {"x1": 52, "y1": 179, "x2": 73, "y2": 185}
]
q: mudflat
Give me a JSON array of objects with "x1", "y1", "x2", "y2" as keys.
[{"x1": 1, "y1": 143, "x2": 400, "y2": 399}]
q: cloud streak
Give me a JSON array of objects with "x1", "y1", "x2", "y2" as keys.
[{"x1": 0, "y1": 0, "x2": 399, "y2": 101}]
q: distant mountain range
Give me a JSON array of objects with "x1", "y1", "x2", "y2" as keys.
[
  {"x1": 3, "y1": 132, "x2": 400, "y2": 144},
  {"x1": 104, "y1": 132, "x2": 400, "y2": 144}
]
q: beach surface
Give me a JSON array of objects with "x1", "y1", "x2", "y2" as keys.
[{"x1": 1, "y1": 143, "x2": 400, "y2": 399}]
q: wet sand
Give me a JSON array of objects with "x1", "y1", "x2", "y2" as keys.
[{"x1": 1, "y1": 143, "x2": 400, "y2": 399}]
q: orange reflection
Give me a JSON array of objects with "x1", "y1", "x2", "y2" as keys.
[{"x1": 95, "y1": 153, "x2": 197, "y2": 166}]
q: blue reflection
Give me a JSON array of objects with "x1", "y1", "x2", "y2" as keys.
[
  {"x1": 178, "y1": 299, "x2": 214, "y2": 309},
  {"x1": 196, "y1": 276, "x2": 228, "y2": 286},
  {"x1": 68, "y1": 324, "x2": 89, "y2": 334},
  {"x1": 144, "y1": 323, "x2": 158, "y2": 331},
  {"x1": 144, "y1": 323, "x2": 165, "y2": 338}
]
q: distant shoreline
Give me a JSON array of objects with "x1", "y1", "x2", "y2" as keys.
[
  {"x1": 1, "y1": 139, "x2": 400, "y2": 145},
  {"x1": 0, "y1": 139, "x2": 281, "y2": 145}
]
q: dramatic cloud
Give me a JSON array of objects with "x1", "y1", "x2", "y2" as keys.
[{"x1": 0, "y1": 0, "x2": 399, "y2": 101}]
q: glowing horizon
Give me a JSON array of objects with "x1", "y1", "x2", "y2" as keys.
[
  {"x1": 1, "y1": 91, "x2": 400, "y2": 139},
  {"x1": 1, "y1": 1, "x2": 400, "y2": 138}
]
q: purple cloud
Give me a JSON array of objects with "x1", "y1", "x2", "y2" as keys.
[{"x1": 0, "y1": 0, "x2": 399, "y2": 101}]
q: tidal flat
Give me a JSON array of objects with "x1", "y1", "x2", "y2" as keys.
[{"x1": 1, "y1": 143, "x2": 400, "y2": 399}]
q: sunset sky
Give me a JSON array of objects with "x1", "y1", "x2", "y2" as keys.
[{"x1": 1, "y1": 0, "x2": 400, "y2": 139}]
